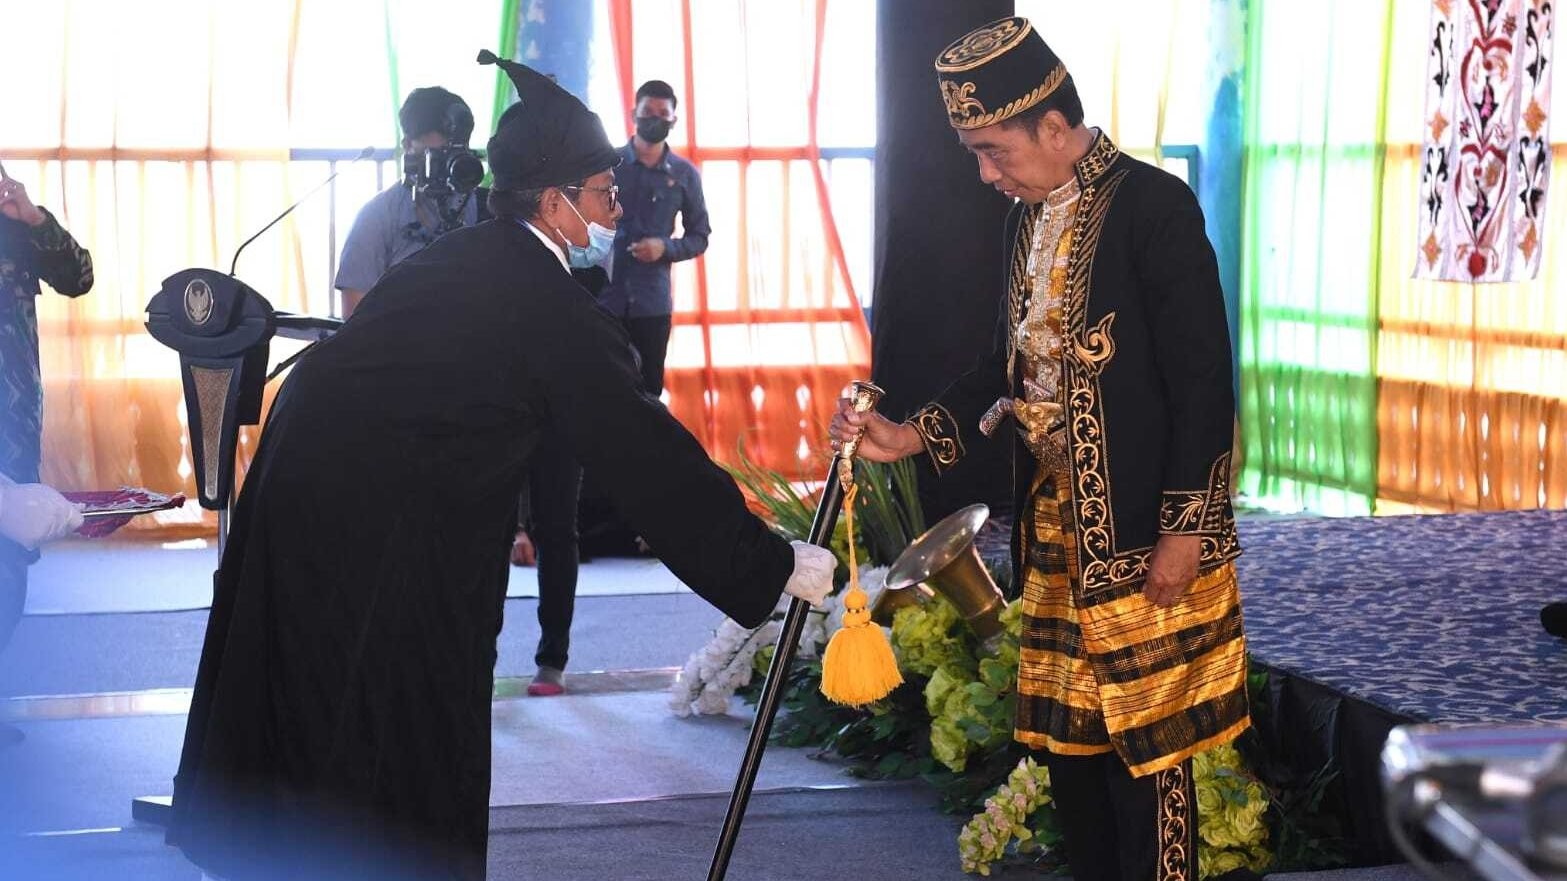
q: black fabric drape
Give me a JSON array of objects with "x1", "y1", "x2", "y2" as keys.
[
  {"x1": 870, "y1": 0, "x2": 1015, "y2": 523},
  {"x1": 1250, "y1": 662, "x2": 1415, "y2": 866}
]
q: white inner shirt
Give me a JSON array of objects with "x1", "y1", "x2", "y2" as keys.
[{"x1": 522, "y1": 220, "x2": 569, "y2": 272}]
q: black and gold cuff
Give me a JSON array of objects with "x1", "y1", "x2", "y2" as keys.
[
  {"x1": 1158, "y1": 452, "x2": 1235, "y2": 535},
  {"x1": 908, "y1": 402, "x2": 965, "y2": 475}
]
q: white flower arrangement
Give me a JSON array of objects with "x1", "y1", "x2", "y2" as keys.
[
  {"x1": 800, "y1": 565, "x2": 888, "y2": 652},
  {"x1": 668, "y1": 565, "x2": 891, "y2": 717}
]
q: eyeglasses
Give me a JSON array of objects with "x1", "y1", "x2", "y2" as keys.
[{"x1": 562, "y1": 184, "x2": 619, "y2": 211}]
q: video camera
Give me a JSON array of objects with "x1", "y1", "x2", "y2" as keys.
[{"x1": 402, "y1": 100, "x2": 485, "y2": 202}]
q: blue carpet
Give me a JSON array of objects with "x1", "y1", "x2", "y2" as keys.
[{"x1": 1235, "y1": 510, "x2": 1567, "y2": 725}]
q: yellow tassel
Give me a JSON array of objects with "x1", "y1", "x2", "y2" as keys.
[{"x1": 820, "y1": 485, "x2": 903, "y2": 707}]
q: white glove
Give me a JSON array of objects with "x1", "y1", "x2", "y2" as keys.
[
  {"x1": 784, "y1": 540, "x2": 835, "y2": 608},
  {"x1": 0, "y1": 482, "x2": 85, "y2": 550}
]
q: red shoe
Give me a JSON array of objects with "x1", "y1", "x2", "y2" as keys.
[
  {"x1": 510, "y1": 529, "x2": 537, "y2": 567},
  {"x1": 527, "y1": 667, "x2": 565, "y2": 696}
]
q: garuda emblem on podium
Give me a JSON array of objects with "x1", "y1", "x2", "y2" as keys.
[{"x1": 184, "y1": 278, "x2": 213, "y2": 326}]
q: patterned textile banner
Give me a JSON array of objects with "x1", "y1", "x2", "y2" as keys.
[{"x1": 1416, "y1": 0, "x2": 1554, "y2": 282}]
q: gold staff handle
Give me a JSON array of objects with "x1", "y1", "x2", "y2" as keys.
[{"x1": 836, "y1": 380, "x2": 885, "y2": 490}]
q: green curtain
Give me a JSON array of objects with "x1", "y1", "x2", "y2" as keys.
[
  {"x1": 1237, "y1": 0, "x2": 1394, "y2": 515},
  {"x1": 489, "y1": 0, "x2": 521, "y2": 132},
  {"x1": 381, "y1": 0, "x2": 518, "y2": 144},
  {"x1": 383, "y1": 0, "x2": 402, "y2": 144}
]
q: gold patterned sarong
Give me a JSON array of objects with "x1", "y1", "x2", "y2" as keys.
[{"x1": 1014, "y1": 464, "x2": 1250, "y2": 777}]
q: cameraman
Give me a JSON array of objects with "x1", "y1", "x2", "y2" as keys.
[{"x1": 334, "y1": 86, "x2": 484, "y2": 318}]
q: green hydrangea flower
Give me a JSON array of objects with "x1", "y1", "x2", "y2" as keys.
[{"x1": 891, "y1": 596, "x2": 970, "y2": 677}]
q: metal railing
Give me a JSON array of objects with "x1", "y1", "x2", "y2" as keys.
[
  {"x1": 286, "y1": 142, "x2": 1196, "y2": 320},
  {"x1": 289, "y1": 145, "x2": 881, "y2": 319}
]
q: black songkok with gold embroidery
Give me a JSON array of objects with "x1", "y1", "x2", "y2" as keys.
[{"x1": 933, "y1": 16, "x2": 1069, "y2": 130}]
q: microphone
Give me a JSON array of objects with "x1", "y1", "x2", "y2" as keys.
[
  {"x1": 1543, "y1": 602, "x2": 1567, "y2": 638},
  {"x1": 229, "y1": 146, "x2": 376, "y2": 276}
]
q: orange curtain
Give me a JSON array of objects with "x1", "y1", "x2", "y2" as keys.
[
  {"x1": 20, "y1": 0, "x2": 871, "y2": 542},
  {"x1": 24, "y1": 1, "x2": 309, "y2": 540},
  {"x1": 1376, "y1": 147, "x2": 1567, "y2": 511},
  {"x1": 18, "y1": 0, "x2": 508, "y2": 539},
  {"x1": 626, "y1": 0, "x2": 873, "y2": 479},
  {"x1": 607, "y1": 0, "x2": 636, "y2": 141}
]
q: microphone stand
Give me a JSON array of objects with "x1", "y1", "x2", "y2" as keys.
[
  {"x1": 229, "y1": 145, "x2": 375, "y2": 276},
  {"x1": 216, "y1": 145, "x2": 375, "y2": 551}
]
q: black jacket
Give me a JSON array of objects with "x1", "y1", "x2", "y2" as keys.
[{"x1": 911, "y1": 133, "x2": 1239, "y2": 599}]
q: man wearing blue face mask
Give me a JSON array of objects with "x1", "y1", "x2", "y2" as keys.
[
  {"x1": 557, "y1": 191, "x2": 618, "y2": 269},
  {"x1": 598, "y1": 79, "x2": 709, "y2": 397},
  {"x1": 166, "y1": 53, "x2": 837, "y2": 881}
]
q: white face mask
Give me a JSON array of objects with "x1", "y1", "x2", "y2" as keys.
[{"x1": 555, "y1": 195, "x2": 616, "y2": 268}]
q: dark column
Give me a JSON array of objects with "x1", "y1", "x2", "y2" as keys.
[{"x1": 871, "y1": 0, "x2": 1014, "y2": 521}]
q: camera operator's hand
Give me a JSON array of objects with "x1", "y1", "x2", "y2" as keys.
[
  {"x1": 628, "y1": 238, "x2": 666, "y2": 263},
  {"x1": 0, "y1": 176, "x2": 47, "y2": 227}
]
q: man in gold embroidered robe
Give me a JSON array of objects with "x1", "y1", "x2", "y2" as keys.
[{"x1": 831, "y1": 17, "x2": 1247, "y2": 881}]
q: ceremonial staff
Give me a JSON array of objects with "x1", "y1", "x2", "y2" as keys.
[{"x1": 707, "y1": 380, "x2": 890, "y2": 881}]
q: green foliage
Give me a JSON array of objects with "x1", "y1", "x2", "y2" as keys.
[
  {"x1": 1239, "y1": 663, "x2": 1351, "y2": 873},
  {"x1": 721, "y1": 437, "x2": 925, "y2": 571},
  {"x1": 744, "y1": 600, "x2": 1348, "y2": 878},
  {"x1": 747, "y1": 657, "x2": 935, "y2": 779},
  {"x1": 891, "y1": 594, "x2": 971, "y2": 678},
  {"x1": 852, "y1": 458, "x2": 927, "y2": 566},
  {"x1": 721, "y1": 436, "x2": 819, "y2": 542},
  {"x1": 890, "y1": 595, "x2": 1020, "y2": 775},
  {"x1": 1194, "y1": 744, "x2": 1274, "y2": 876}
]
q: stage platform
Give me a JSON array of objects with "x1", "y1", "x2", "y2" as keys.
[{"x1": 1233, "y1": 509, "x2": 1567, "y2": 865}]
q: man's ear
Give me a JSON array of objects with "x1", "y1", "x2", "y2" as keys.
[{"x1": 1041, "y1": 111, "x2": 1070, "y2": 147}]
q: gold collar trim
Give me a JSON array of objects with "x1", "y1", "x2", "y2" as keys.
[{"x1": 1073, "y1": 129, "x2": 1120, "y2": 186}]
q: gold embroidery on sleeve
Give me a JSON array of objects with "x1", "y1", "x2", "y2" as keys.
[{"x1": 910, "y1": 403, "x2": 964, "y2": 471}]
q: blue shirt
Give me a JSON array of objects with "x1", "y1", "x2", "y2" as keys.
[
  {"x1": 599, "y1": 141, "x2": 709, "y2": 319},
  {"x1": 334, "y1": 184, "x2": 481, "y2": 293}
]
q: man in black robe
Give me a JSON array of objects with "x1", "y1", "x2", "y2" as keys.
[{"x1": 168, "y1": 54, "x2": 836, "y2": 881}]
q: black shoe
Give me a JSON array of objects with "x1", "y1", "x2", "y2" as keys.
[{"x1": 0, "y1": 723, "x2": 23, "y2": 749}]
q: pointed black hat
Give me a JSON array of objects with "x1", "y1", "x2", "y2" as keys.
[{"x1": 478, "y1": 50, "x2": 621, "y2": 191}]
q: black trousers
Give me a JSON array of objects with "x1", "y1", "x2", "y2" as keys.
[
  {"x1": 0, "y1": 551, "x2": 25, "y2": 661},
  {"x1": 1043, "y1": 751, "x2": 1197, "y2": 881},
  {"x1": 520, "y1": 430, "x2": 582, "y2": 672},
  {"x1": 623, "y1": 314, "x2": 673, "y2": 397}
]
